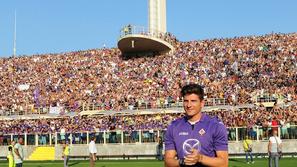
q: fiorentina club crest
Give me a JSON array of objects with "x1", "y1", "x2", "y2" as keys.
[{"x1": 199, "y1": 128, "x2": 205, "y2": 136}]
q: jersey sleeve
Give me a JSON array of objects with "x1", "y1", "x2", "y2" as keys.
[
  {"x1": 164, "y1": 123, "x2": 176, "y2": 151},
  {"x1": 213, "y1": 122, "x2": 228, "y2": 151},
  {"x1": 14, "y1": 143, "x2": 19, "y2": 150}
]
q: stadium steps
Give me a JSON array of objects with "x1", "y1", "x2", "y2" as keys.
[{"x1": 28, "y1": 146, "x2": 55, "y2": 160}]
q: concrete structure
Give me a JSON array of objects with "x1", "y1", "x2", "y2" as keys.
[
  {"x1": 1, "y1": 140, "x2": 297, "y2": 160},
  {"x1": 118, "y1": 0, "x2": 174, "y2": 56},
  {"x1": 149, "y1": 0, "x2": 166, "y2": 33},
  {"x1": 118, "y1": 25, "x2": 174, "y2": 55}
]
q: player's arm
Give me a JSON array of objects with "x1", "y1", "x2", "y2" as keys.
[
  {"x1": 200, "y1": 150, "x2": 228, "y2": 167},
  {"x1": 164, "y1": 122, "x2": 179, "y2": 167},
  {"x1": 268, "y1": 140, "x2": 271, "y2": 153},
  {"x1": 278, "y1": 140, "x2": 282, "y2": 151},
  {"x1": 91, "y1": 144, "x2": 96, "y2": 161},
  {"x1": 184, "y1": 149, "x2": 228, "y2": 167},
  {"x1": 164, "y1": 150, "x2": 179, "y2": 167},
  {"x1": 14, "y1": 147, "x2": 20, "y2": 158}
]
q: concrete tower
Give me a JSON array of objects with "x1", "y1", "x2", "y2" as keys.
[
  {"x1": 149, "y1": 0, "x2": 167, "y2": 33},
  {"x1": 118, "y1": 0, "x2": 174, "y2": 56}
]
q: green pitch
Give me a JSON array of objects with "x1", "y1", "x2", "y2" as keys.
[{"x1": 0, "y1": 158, "x2": 296, "y2": 167}]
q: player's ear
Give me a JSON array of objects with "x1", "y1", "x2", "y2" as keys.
[{"x1": 200, "y1": 99, "x2": 205, "y2": 108}]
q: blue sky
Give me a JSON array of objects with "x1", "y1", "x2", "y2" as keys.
[{"x1": 0, "y1": 0, "x2": 296, "y2": 57}]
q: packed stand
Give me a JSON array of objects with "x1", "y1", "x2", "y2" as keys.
[
  {"x1": 0, "y1": 104, "x2": 297, "y2": 145},
  {"x1": 0, "y1": 33, "x2": 296, "y2": 115}
]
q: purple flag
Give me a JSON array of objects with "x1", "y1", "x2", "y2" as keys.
[{"x1": 33, "y1": 87, "x2": 40, "y2": 107}]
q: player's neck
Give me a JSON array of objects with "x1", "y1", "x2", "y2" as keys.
[{"x1": 187, "y1": 112, "x2": 202, "y2": 123}]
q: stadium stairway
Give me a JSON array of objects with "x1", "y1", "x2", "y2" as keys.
[{"x1": 28, "y1": 146, "x2": 55, "y2": 160}]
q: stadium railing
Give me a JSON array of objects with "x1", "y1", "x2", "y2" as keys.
[
  {"x1": 0, "y1": 125, "x2": 296, "y2": 146},
  {"x1": 119, "y1": 25, "x2": 177, "y2": 46},
  {"x1": 0, "y1": 98, "x2": 227, "y2": 116}
]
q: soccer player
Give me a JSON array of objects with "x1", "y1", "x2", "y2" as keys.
[
  {"x1": 157, "y1": 136, "x2": 164, "y2": 160},
  {"x1": 7, "y1": 145, "x2": 14, "y2": 167},
  {"x1": 243, "y1": 135, "x2": 254, "y2": 164},
  {"x1": 268, "y1": 130, "x2": 282, "y2": 167},
  {"x1": 62, "y1": 140, "x2": 70, "y2": 167},
  {"x1": 164, "y1": 84, "x2": 228, "y2": 167}
]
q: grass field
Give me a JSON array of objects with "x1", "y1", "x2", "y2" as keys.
[{"x1": 0, "y1": 158, "x2": 296, "y2": 167}]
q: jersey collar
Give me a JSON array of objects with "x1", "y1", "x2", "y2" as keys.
[{"x1": 184, "y1": 113, "x2": 206, "y2": 124}]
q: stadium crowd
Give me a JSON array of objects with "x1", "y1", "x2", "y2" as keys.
[
  {"x1": 0, "y1": 105, "x2": 296, "y2": 143},
  {"x1": 0, "y1": 33, "x2": 296, "y2": 115}
]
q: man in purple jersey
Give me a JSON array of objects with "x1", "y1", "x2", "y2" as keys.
[{"x1": 164, "y1": 84, "x2": 228, "y2": 167}]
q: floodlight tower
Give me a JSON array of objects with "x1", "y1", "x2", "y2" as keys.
[
  {"x1": 118, "y1": 0, "x2": 175, "y2": 56},
  {"x1": 149, "y1": 0, "x2": 167, "y2": 34}
]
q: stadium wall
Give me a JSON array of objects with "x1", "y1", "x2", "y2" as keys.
[{"x1": 1, "y1": 141, "x2": 297, "y2": 160}]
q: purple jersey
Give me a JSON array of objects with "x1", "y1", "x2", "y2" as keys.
[{"x1": 165, "y1": 113, "x2": 228, "y2": 159}]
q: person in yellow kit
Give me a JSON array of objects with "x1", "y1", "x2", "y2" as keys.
[
  {"x1": 7, "y1": 141, "x2": 16, "y2": 167},
  {"x1": 243, "y1": 135, "x2": 254, "y2": 164},
  {"x1": 62, "y1": 140, "x2": 70, "y2": 167},
  {"x1": 7, "y1": 145, "x2": 14, "y2": 167}
]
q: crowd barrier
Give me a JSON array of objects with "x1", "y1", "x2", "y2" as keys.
[{"x1": 0, "y1": 125, "x2": 296, "y2": 146}]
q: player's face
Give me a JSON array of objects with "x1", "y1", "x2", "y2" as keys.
[
  {"x1": 18, "y1": 138, "x2": 23, "y2": 144},
  {"x1": 183, "y1": 93, "x2": 204, "y2": 118}
]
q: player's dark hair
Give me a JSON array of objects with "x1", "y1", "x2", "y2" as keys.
[
  {"x1": 91, "y1": 136, "x2": 96, "y2": 141},
  {"x1": 181, "y1": 84, "x2": 204, "y2": 100},
  {"x1": 8, "y1": 146, "x2": 12, "y2": 151}
]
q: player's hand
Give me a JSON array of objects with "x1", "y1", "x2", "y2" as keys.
[{"x1": 184, "y1": 149, "x2": 203, "y2": 166}]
